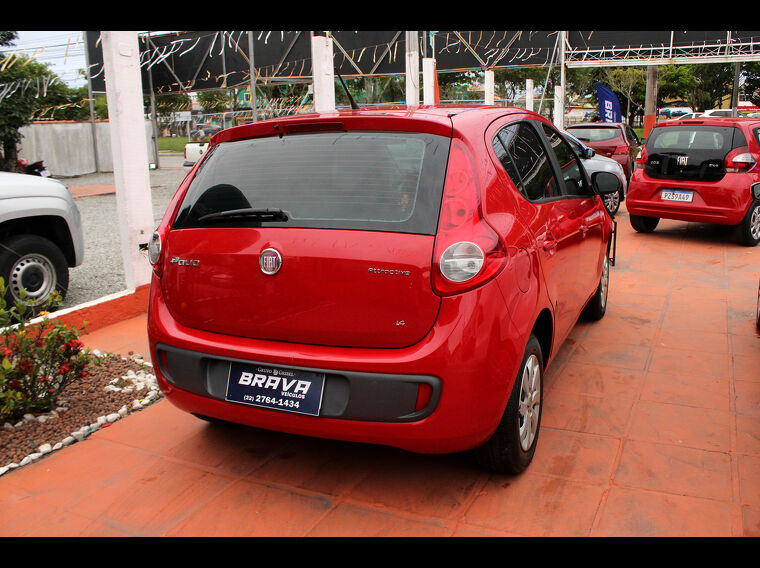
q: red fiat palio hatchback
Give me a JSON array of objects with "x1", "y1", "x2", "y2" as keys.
[{"x1": 147, "y1": 106, "x2": 620, "y2": 473}]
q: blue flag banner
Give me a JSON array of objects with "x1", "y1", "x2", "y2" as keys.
[{"x1": 596, "y1": 83, "x2": 622, "y2": 123}]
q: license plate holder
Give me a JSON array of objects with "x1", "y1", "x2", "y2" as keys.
[
  {"x1": 225, "y1": 362, "x2": 325, "y2": 416},
  {"x1": 660, "y1": 189, "x2": 693, "y2": 202}
]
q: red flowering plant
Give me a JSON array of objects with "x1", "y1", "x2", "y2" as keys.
[{"x1": 0, "y1": 277, "x2": 95, "y2": 422}]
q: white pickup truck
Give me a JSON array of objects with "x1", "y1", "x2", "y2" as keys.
[
  {"x1": 183, "y1": 141, "x2": 209, "y2": 167},
  {"x1": 183, "y1": 123, "x2": 223, "y2": 167}
]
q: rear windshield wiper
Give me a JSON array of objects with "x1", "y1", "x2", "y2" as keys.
[{"x1": 198, "y1": 208, "x2": 289, "y2": 223}]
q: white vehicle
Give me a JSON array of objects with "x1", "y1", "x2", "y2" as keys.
[
  {"x1": 183, "y1": 123, "x2": 223, "y2": 167},
  {"x1": 183, "y1": 141, "x2": 209, "y2": 167},
  {"x1": 670, "y1": 112, "x2": 703, "y2": 120},
  {"x1": 700, "y1": 109, "x2": 734, "y2": 117},
  {"x1": 0, "y1": 172, "x2": 84, "y2": 311},
  {"x1": 562, "y1": 130, "x2": 628, "y2": 215}
]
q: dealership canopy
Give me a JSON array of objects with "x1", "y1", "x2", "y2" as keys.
[{"x1": 85, "y1": 30, "x2": 760, "y2": 94}]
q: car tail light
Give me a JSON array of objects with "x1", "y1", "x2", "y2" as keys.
[
  {"x1": 432, "y1": 138, "x2": 506, "y2": 296},
  {"x1": 148, "y1": 226, "x2": 170, "y2": 277},
  {"x1": 613, "y1": 145, "x2": 629, "y2": 155},
  {"x1": 148, "y1": 231, "x2": 162, "y2": 265},
  {"x1": 635, "y1": 146, "x2": 648, "y2": 165},
  {"x1": 725, "y1": 146, "x2": 757, "y2": 173}
]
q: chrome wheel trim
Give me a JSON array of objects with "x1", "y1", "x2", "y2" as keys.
[
  {"x1": 600, "y1": 255, "x2": 610, "y2": 309},
  {"x1": 517, "y1": 353, "x2": 541, "y2": 452},
  {"x1": 603, "y1": 191, "x2": 620, "y2": 212},
  {"x1": 9, "y1": 253, "x2": 57, "y2": 303},
  {"x1": 750, "y1": 204, "x2": 760, "y2": 240}
]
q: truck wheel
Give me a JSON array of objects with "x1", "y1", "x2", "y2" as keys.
[
  {"x1": 629, "y1": 214, "x2": 659, "y2": 233},
  {"x1": 0, "y1": 235, "x2": 69, "y2": 314},
  {"x1": 474, "y1": 335, "x2": 543, "y2": 474},
  {"x1": 737, "y1": 200, "x2": 760, "y2": 247}
]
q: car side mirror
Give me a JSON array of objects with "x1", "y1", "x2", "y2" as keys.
[{"x1": 592, "y1": 171, "x2": 621, "y2": 195}]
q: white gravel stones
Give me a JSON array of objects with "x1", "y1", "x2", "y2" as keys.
[{"x1": 0, "y1": 357, "x2": 161, "y2": 478}]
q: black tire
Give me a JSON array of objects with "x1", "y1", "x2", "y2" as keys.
[
  {"x1": 630, "y1": 214, "x2": 660, "y2": 233},
  {"x1": 602, "y1": 188, "x2": 622, "y2": 216},
  {"x1": 474, "y1": 335, "x2": 543, "y2": 475},
  {"x1": 0, "y1": 235, "x2": 69, "y2": 314},
  {"x1": 583, "y1": 252, "x2": 610, "y2": 321},
  {"x1": 737, "y1": 200, "x2": 760, "y2": 247}
]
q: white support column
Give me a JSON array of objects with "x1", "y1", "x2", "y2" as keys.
[
  {"x1": 525, "y1": 79, "x2": 534, "y2": 112},
  {"x1": 405, "y1": 31, "x2": 420, "y2": 107},
  {"x1": 553, "y1": 85, "x2": 565, "y2": 128},
  {"x1": 484, "y1": 69, "x2": 494, "y2": 105},
  {"x1": 311, "y1": 34, "x2": 335, "y2": 113},
  {"x1": 100, "y1": 31, "x2": 154, "y2": 290},
  {"x1": 422, "y1": 57, "x2": 436, "y2": 105}
]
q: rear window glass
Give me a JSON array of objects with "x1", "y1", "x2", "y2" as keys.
[
  {"x1": 173, "y1": 131, "x2": 450, "y2": 234},
  {"x1": 566, "y1": 126, "x2": 621, "y2": 142},
  {"x1": 647, "y1": 125, "x2": 745, "y2": 153}
]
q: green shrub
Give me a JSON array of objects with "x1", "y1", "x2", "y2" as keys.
[{"x1": 0, "y1": 277, "x2": 96, "y2": 422}]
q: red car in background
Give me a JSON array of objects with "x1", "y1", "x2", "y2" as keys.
[
  {"x1": 147, "y1": 105, "x2": 620, "y2": 474},
  {"x1": 626, "y1": 117, "x2": 760, "y2": 246},
  {"x1": 566, "y1": 122, "x2": 642, "y2": 181}
]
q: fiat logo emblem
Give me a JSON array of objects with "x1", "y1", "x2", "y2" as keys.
[{"x1": 259, "y1": 248, "x2": 282, "y2": 275}]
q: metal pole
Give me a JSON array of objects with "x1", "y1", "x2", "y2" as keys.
[
  {"x1": 146, "y1": 32, "x2": 160, "y2": 169},
  {"x1": 83, "y1": 31, "x2": 99, "y2": 173},
  {"x1": 248, "y1": 31, "x2": 257, "y2": 121},
  {"x1": 731, "y1": 61, "x2": 741, "y2": 117}
]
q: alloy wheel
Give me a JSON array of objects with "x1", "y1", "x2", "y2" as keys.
[
  {"x1": 517, "y1": 353, "x2": 541, "y2": 451},
  {"x1": 750, "y1": 204, "x2": 760, "y2": 240},
  {"x1": 600, "y1": 255, "x2": 609, "y2": 309}
]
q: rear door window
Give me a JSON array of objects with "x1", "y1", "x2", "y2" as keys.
[{"x1": 173, "y1": 131, "x2": 450, "y2": 234}]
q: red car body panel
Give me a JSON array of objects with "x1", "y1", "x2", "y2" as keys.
[
  {"x1": 627, "y1": 118, "x2": 760, "y2": 225},
  {"x1": 147, "y1": 105, "x2": 613, "y2": 454}
]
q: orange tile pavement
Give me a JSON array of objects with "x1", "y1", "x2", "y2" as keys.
[{"x1": 1, "y1": 205, "x2": 759, "y2": 536}]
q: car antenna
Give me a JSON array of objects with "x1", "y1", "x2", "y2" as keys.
[{"x1": 335, "y1": 66, "x2": 360, "y2": 110}]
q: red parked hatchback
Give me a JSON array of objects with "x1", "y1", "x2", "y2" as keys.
[
  {"x1": 147, "y1": 105, "x2": 619, "y2": 473},
  {"x1": 627, "y1": 117, "x2": 760, "y2": 246},
  {"x1": 565, "y1": 122, "x2": 641, "y2": 181}
]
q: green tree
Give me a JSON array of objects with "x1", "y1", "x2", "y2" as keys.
[
  {"x1": 0, "y1": 48, "x2": 59, "y2": 171},
  {"x1": 197, "y1": 89, "x2": 229, "y2": 113}
]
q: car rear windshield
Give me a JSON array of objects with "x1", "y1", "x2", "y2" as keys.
[
  {"x1": 565, "y1": 126, "x2": 621, "y2": 142},
  {"x1": 172, "y1": 131, "x2": 450, "y2": 234}
]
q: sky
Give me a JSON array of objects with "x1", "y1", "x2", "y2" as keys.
[{"x1": 3, "y1": 31, "x2": 88, "y2": 88}]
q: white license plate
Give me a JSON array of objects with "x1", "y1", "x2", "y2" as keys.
[
  {"x1": 660, "y1": 190, "x2": 693, "y2": 202},
  {"x1": 40, "y1": 169, "x2": 51, "y2": 177}
]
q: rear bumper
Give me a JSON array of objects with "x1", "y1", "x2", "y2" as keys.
[
  {"x1": 147, "y1": 277, "x2": 525, "y2": 454},
  {"x1": 626, "y1": 171, "x2": 756, "y2": 225}
]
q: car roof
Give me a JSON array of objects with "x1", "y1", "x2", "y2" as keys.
[
  {"x1": 654, "y1": 116, "x2": 760, "y2": 128},
  {"x1": 567, "y1": 122, "x2": 624, "y2": 128}
]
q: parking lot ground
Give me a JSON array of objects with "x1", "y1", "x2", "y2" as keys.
[{"x1": 0, "y1": 205, "x2": 758, "y2": 536}]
